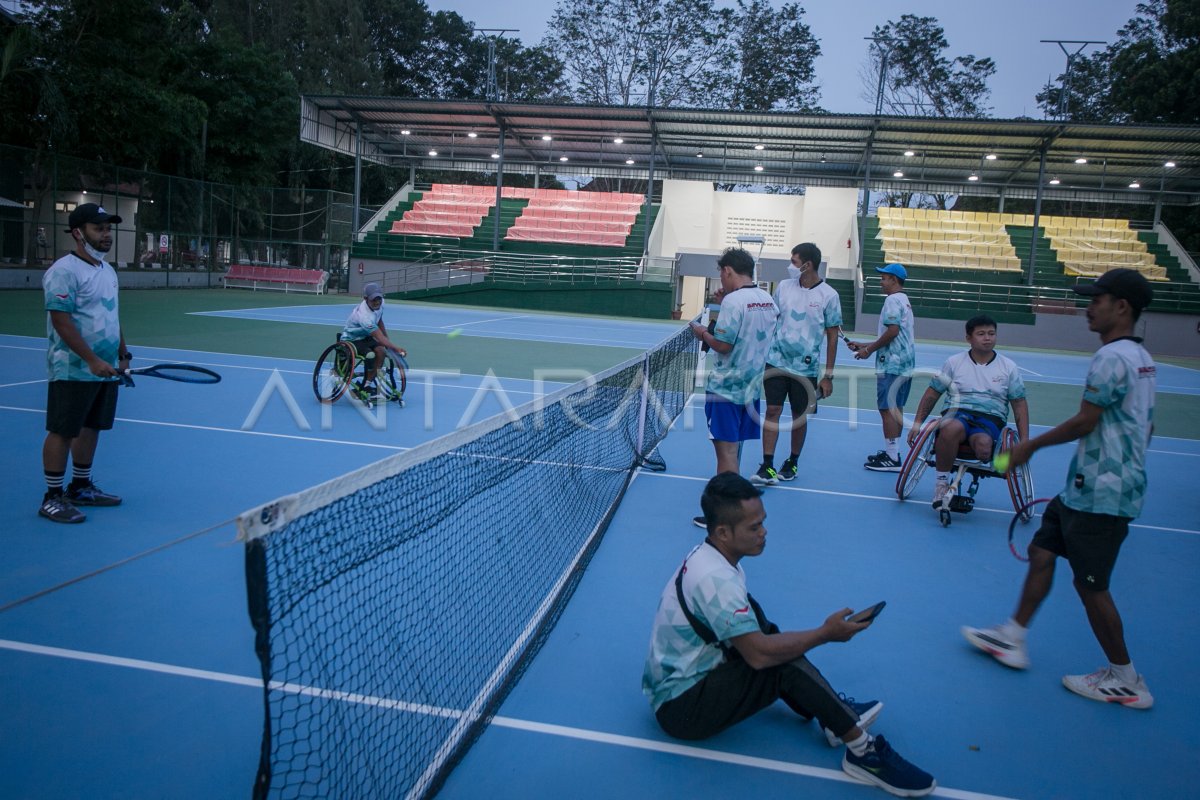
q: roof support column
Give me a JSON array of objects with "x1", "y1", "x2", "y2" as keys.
[
  {"x1": 353, "y1": 122, "x2": 363, "y2": 236},
  {"x1": 858, "y1": 138, "x2": 875, "y2": 273},
  {"x1": 493, "y1": 122, "x2": 506, "y2": 252},
  {"x1": 643, "y1": 127, "x2": 657, "y2": 259},
  {"x1": 1027, "y1": 145, "x2": 1048, "y2": 286}
]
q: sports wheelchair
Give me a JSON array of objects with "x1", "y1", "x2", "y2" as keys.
[
  {"x1": 312, "y1": 337, "x2": 407, "y2": 409},
  {"x1": 895, "y1": 414, "x2": 1034, "y2": 527}
]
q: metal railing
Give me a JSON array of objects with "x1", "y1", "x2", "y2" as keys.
[
  {"x1": 365, "y1": 246, "x2": 652, "y2": 295},
  {"x1": 862, "y1": 276, "x2": 1200, "y2": 315}
]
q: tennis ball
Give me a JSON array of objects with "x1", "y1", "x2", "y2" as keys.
[
  {"x1": 993, "y1": 452, "x2": 1010, "y2": 474},
  {"x1": 447, "y1": 328, "x2": 464, "y2": 339}
]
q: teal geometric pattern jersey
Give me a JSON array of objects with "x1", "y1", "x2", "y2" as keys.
[
  {"x1": 1060, "y1": 338, "x2": 1156, "y2": 518},
  {"x1": 43, "y1": 254, "x2": 121, "y2": 382},
  {"x1": 875, "y1": 291, "x2": 915, "y2": 376},
  {"x1": 766, "y1": 279, "x2": 843, "y2": 378},
  {"x1": 929, "y1": 350, "x2": 1026, "y2": 421},
  {"x1": 705, "y1": 286, "x2": 778, "y2": 404}
]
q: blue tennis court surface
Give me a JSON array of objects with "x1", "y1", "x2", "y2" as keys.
[{"x1": 1, "y1": 305, "x2": 1197, "y2": 799}]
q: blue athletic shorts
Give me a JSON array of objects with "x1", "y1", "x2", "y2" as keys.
[
  {"x1": 875, "y1": 373, "x2": 912, "y2": 411},
  {"x1": 947, "y1": 409, "x2": 1003, "y2": 445},
  {"x1": 705, "y1": 393, "x2": 761, "y2": 442}
]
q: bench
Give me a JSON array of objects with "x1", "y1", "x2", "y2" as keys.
[{"x1": 223, "y1": 264, "x2": 328, "y2": 294}]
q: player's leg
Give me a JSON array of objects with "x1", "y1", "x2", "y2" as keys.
[
  {"x1": 865, "y1": 373, "x2": 908, "y2": 471},
  {"x1": 778, "y1": 376, "x2": 813, "y2": 481},
  {"x1": 66, "y1": 382, "x2": 121, "y2": 506},
  {"x1": 754, "y1": 368, "x2": 786, "y2": 486},
  {"x1": 40, "y1": 382, "x2": 85, "y2": 523},
  {"x1": 933, "y1": 416, "x2": 966, "y2": 471},
  {"x1": 653, "y1": 658, "x2": 788, "y2": 740}
]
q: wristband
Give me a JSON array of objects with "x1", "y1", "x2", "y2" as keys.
[{"x1": 119, "y1": 351, "x2": 132, "y2": 360}]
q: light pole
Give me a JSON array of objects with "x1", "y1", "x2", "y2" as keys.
[{"x1": 1040, "y1": 40, "x2": 1105, "y2": 119}]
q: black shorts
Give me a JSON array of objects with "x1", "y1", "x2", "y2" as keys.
[
  {"x1": 1031, "y1": 495, "x2": 1130, "y2": 592},
  {"x1": 347, "y1": 337, "x2": 380, "y2": 359},
  {"x1": 46, "y1": 380, "x2": 119, "y2": 438},
  {"x1": 762, "y1": 365, "x2": 818, "y2": 416}
]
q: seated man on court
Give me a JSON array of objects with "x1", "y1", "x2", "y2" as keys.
[
  {"x1": 906, "y1": 315, "x2": 1029, "y2": 510},
  {"x1": 642, "y1": 473, "x2": 936, "y2": 798},
  {"x1": 340, "y1": 282, "x2": 406, "y2": 398}
]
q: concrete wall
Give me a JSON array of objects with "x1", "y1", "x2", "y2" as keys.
[
  {"x1": 0, "y1": 267, "x2": 223, "y2": 290},
  {"x1": 852, "y1": 308, "x2": 1199, "y2": 358}
]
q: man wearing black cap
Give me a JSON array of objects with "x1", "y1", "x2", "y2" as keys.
[
  {"x1": 39, "y1": 203, "x2": 129, "y2": 523},
  {"x1": 964, "y1": 268, "x2": 1157, "y2": 710}
]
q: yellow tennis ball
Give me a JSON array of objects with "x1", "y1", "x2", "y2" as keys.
[
  {"x1": 993, "y1": 452, "x2": 1010, "y2": 474},
  {"x1": 447, "y1": 328, "x2": 464, "y2": 339}
]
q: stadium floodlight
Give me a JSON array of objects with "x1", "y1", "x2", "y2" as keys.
[
  {"x1": 428, "y1": 150, "x2": 437, "y2": 157},
  {"x1": 754, "y1": 165, "x2": 764, "y2": 172},
  {"x1": 696, "y1": 151, "x2": 704, "y2": 158},
  {"x1": 613, "y1": 137, "x2": 624, "y2": 144},
  {"x1": 903, "y1": 150, "x2": 915, "y2": 157},
  {"x1": 625, "y1": 159, "x2": 635, "y2": 165},
  {"x1": 1129, "y1": 181, "x2": 1140, "y2": 189},
  {"x1": 491, "y1": 153, "x2": 500, "y2": 159},
  {"x1": 893, "y1": 170, "x2": 904, "y2": 178},
  {"x1": 985, "y1": 153, "x2": 998, "y2": 160},
  {"x1": 1049, "y1": 177, "x2": 1061, "y2": 185},
  {"x1": 559, "y1": 156, "x2": 568, "y2": 162},
  {"x1": 467, "y1": 132, "x2": 478, "y2": 138},
  {"x1": 400, "y1": 130, "x2": 411, "y2": 135},
  {"x1": 542, "y1": 135, "x2": 552, "y2": 141},
  {"x1": 1165, "y1": 161, "x2": 1176, "y2": 168},
  {"x1": 754, "y1": 144, "x2": 765, "y2": 151},
  {"x1": 968, "y1": 174, "x2": 979, "y2": 181},
  {"x1": 1074, "y1": 157, "x2": 1087, "y2": 164}
]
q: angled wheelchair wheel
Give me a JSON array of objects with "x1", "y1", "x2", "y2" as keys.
[
  {"x1": 313, "y1": 341, "x2": 356, "y2": 403},
  {"x1": 377, "y1": 350, "x2": 407, "y2": 406},
  {"x1": 896, "y1": 417, "x2": 939, "y2": 500},
  {"x1": 1002, "y1": 428, "x2": 1036, "y2": 521}
]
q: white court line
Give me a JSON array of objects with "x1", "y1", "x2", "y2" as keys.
[
  {"x1": 444, "y1": 312, "x2": 529, "y2": 329},
  {"x1": 0, "y1": 638, "x2": 1017, "y2": 800},
  {"x1": 643, "y1": 471, "x2": 1200, "y2": 536},
  {"x1": 0, "y1": 405, "x2": 409, "y2": 451}
]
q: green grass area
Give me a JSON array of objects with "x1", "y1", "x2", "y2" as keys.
[{"x1": 0, "y1": 289, "x2": 650, "y2": 381}]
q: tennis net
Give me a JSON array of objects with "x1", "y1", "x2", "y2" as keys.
[{"x1": 238, "y1": 322, "x2": 698, "y2": 799}]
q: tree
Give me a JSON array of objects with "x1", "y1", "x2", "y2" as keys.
[
  {"x1": 546, "y1": 0, "x2": 820, "y2": 110},
  {"x1": 1035, "y1": 0, "x2": 1198, "y2": 124},
  {"x1": 863, "y1": 15, "x2": 995, "y2": 118}
]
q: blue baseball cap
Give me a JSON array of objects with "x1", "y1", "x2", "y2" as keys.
[
  {"x1": 877, "y1": 263, "x2": 907, "y2": 281},
  {"x1": 362, "y1": 282, "x2": 383, "y2": 301}
]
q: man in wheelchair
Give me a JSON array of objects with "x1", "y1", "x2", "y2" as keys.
[
  {"x1": 907, "y1": 315, "x2": 1029, "y2": 512},
  {"x1": 340, "y1": 282, "x2": 406, "y2": 401}
]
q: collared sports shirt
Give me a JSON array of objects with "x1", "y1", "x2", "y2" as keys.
[
  {"x1": 875, "y1": 292, "x2": 915, "y2": 375},
  {"x1": 340, "y1": 299, "x2": 384, "y2": 342},
  {"x1": 930, "y1": 350, "x2": 1026, "y2": 421},
  {"x1": 705, "y1": 285, "x2": 778, "y2": 404},
  {"x1": 766, "y1": 279, "x2": 843, "y2": 377},
  {"x1": 43, "y1": 254, "x2": 121, "y2": 382}
]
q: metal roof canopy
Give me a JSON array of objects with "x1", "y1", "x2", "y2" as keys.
[{"x1": 301, "y1": 95, "x2": 1200, "y2": 207}]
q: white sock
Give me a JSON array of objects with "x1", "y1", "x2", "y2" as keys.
[
  {"x1": 885, "y1": 438, "x2": 899, "y2": 460},
  {"x1": 845, "y1": 730, "x2": 872, "y2": 757},
  {"x1": 936, "y1": 472, "x2": 950, "y2": 484},
  {"x1": 1001, "y1": 617, "x2": 1028, "y2": 642},
  {"x1": 1110, "y1": 661, "x2": 1137, "y2": 683}
]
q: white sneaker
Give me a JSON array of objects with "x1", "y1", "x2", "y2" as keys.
[
  {"x1": 1063, "y1": 667, "x2": 1153, "y2": 709},
  {"x1": 931, "y1": 481, "x2": 950, "y2": 509},
  {"x1": 962, "y1": 625, "x2": 1029, "y2": 669}
]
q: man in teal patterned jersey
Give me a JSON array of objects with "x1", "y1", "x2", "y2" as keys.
[
  {"x1": 964, "y1": 269, "x2": 1157, "y2": 709},
  {"x1": 689, "y1": 248, "x2": 777, "y2": 527},
  {"x1": 644, "y1": 473, "x2": 937, "y2": 797},
  {"x1": 39, "y1": 204, "x2": 129, "y2": 523},
  {"x1": 752, "y1": 242, "x2": 842, "y2": 486},
  {"x1": 847, "y1": 264, "x2": 915, "y2": 471}
]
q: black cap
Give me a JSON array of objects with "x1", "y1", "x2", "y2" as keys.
[
  {"x1": 66, "y1": 203, "x2": 123, "y2": 231},
  {"x1": 1070, "y1": 268, "x2": 1153, "y2": 312}
]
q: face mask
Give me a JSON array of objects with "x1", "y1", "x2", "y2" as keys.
[
  {"x1": 83, "y1": 241, "x2": 110, "y2": 262},
  {"x1": 787, "y1": 264, "x2": 804, "y2": 280}
]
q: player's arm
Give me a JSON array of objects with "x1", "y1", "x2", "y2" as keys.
[
  {"x1": 1008, "y1": 399, "x2": 1101, "y2": 468},
  {"x1": 371, "y1": 321, "x2": 406, "y2": 357},
  {"x1": 1010, "y1": 397, "x2": 1030, "y2": 442},
  {"x1": 908, "y1": 386, "x2": 943, "y2": 445},
  {"x1": 852, "y1": 324, "x2": 898, "y2": 360},
  {"x1": 730, "y1": 609, "x2": 868, "y2": 670},
  {"x1": 690, "y1": 321, "x2": 733, "y2": 354},
  {"x1": 49, "y1": 310, "x2": 118, "y2": 378},
  {"x1": 819, "y1": 326, "x2": 838, "y2": 398}
]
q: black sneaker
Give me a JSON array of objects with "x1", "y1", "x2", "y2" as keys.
[
  {"x1": 864, "y1": 451, "x2": 903, "y2": 472},
  {"x1": 692, "y1": 515, "x2": 707, "y2": 529},
  {"x1": 67, "y1": 481, "x2": 122, "y2": 507},
  {"x1": 843, "y1": 734, "x2": 936, "y2": 797},
  {"x1": 39, "y1": 491, "x2": 86, "y2": 523},
  {"x1": 778, "y1": 457, "x2": 798, "y2": 481},
  {"x1": 749, "y1": 464, "x2": 778, "y2": 486}
]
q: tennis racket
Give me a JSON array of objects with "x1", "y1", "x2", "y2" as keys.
[
  {"x1": 1008, "y1": 497, "x2": 1051, "y2": 562},
  {"x1": 120, "y1": 363, "x2": 222, "y2": 388},
  {"x1": 837, "y1": 326, "x2": 858, "y2": 351}
]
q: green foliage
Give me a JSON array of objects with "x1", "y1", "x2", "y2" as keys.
[
  {"x1": 1037, "y1": 0, "x2": 1199, "y2": 124},
  {"x1": 546, "y1": 0, "x2": 820, "y2": 110},
  {"x1": 866, "y1": 15, "x2": 995, "y2": 118}
]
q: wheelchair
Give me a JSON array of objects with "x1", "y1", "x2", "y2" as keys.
[
  {"x1": 895, "y1": 414, "x2": 1034, "y2": 527},
  {"x1": 312, "y1": 337, "x2": 407, "y2": 409}
]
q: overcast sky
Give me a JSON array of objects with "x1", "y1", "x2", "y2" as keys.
[{"x1": 425, "y1": 0, "x2": 1143, "y2": 118}]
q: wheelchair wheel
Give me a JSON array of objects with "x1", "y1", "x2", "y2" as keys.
[
  {"x1": 377, "y1": 350, "x2": 407, "y2": 406},
  {"x1": 313, "y1": 341, "x2": 356, "y2": 403},
  {"x1": 896, "y1": 417, "x2": 938, "y2": 500},
  {"x1": 1002, "y1": 428, "x2": 1036, "y2": 521}
]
